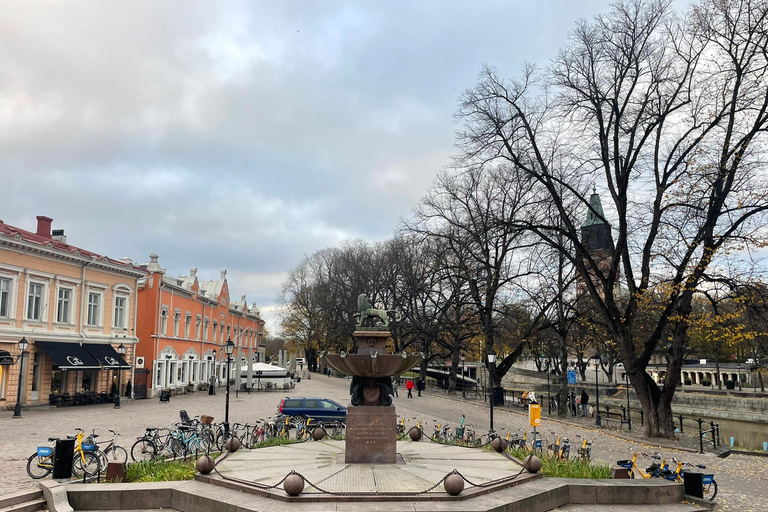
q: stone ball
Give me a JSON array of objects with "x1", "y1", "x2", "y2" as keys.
[
  {"x1": 312, "y1": 427, "x2": 325, "y2": 441},
  {"x1": 409, "y1": 427, "x2": 422, "y2": 441},
  {"x1": 284, "y1": 474, "x2": 305, "y2": 496},
  {"x1": 443, "y1": 473, "x2": 464, "y2": 495},
  {"x1": 225, "y1": 437, "x2": 241, "y2": 453},
  {"x1": 524, "y1": 455, "x2": 542, "y2": 473},
  {"x1": 492, "y1": 437, "x2": 507, "y2": 453},
  {"x1": 196, "y1": 455, "x2": 215, "y2": 474}
]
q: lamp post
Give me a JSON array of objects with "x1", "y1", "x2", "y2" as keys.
[
  {"x1": 12, "y1": 337, "x2": 29, "y2": 419},
  {"x1": 461, "y1": 354, "x2": 466, "y2": 399},
  {"x1": 115, "y1": 343, "x2": 126, "y2": 409},
  {"x1": 624, "y1": 372, "x2": 631, "y2": 431},
  {"x1": 487, "y1": 347, "x2": 496, "y2": 432},
  {"x1": 592, "y1": 355, "x2": 601, "y2": 427},
  {"x1": 737, "y1": 363, "x2": 742, "y2": 391},
  {"x1": 223, "y1": 339, "x2": 235, "y2": 438},
  {"x1": 544, "y1": 357, "x2": 551, "y2": 415}
]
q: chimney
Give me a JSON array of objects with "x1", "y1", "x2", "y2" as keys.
[
  {"x1": 52, "y1": 229, "x2": 67, "y2": 244},
  {"x1": 220, "y1": 269, "x2": 227, "y2": 279},
  {"x1": 190, "y1": 267, "x2": 197, "y2": 278},
  {"x1": 36, "y1": 216, "x2": 53, "y2": 238}
]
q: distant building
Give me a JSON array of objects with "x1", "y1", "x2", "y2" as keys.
[
  {"x1": 580, "y1": 187, "x2": 615, "y2": 294},
  {"x1": 0, "y1": 216, "x2": 145, "y2": 408},
  {"x1": 135, "y1": 254, "x2": 265, "y2": 398}
]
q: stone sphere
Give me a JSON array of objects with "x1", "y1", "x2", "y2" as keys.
[
  {"x1": 196, "y1": 455, "x2": 215, "y2": 474},
  {"x1": 443, "y1": 473, "x2": 464, "y2": 495},
  {"x1": 492, "y1": 437, "x2": 507, "y2": 453},
  {"x1": 312, "y1": 427, "x2": 325, "y2": 441},
  {"x1": 524, "y1": 455, "x2": 542, "y2": 473},
  {"x1": 284, "y1": 474, "x2": 305, "y2": 496},
  {"x1": 409, "y1": 427, "x2": 422, "y2": 441},
  {"x1": 225, "y1": 437, "x2": 241, "y2": 453}
]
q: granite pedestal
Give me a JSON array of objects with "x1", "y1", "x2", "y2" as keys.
[{"x1": 345, "y1": 405, "x2": 397, "y2": 463}]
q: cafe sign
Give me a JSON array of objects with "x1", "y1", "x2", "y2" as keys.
[{"x1": 0, "y1": 350, "x2": 15, "y2": 366}]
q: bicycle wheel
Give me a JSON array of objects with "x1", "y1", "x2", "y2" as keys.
[
  {"x1": 105, "y1": 445, "x2": 129, "y2": 465},
  {"x1": 72, "y1": 452, "x2": 100, "y2": 477},
  {"x1": 92, "y1": 449, "x2": 108, "y2": 472},
  {"x1": 704, "y1": 480, "x2": 718, "y2": 501},
  {"x1": 26, "y1": 453, "x2": 52, "y2": 479},
  {"x1": 131, "y1": 438, "x2": 157, "y2": 461}
]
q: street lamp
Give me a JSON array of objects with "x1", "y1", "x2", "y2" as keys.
[
  {"x1": 223, "y1": 338, "x2": 235, "y2": 437},
  {"x1": 544, "y1": 357, "x2": 551, "y2": 415},
  {"x1": 115, "y1": 343, "x2": 126, "y2": 409},
  {"x1": 461, "y1": 354, "x2": 466, "y2": 399},
  {"x1": 487, "y1": 347, "x2": 496, "y2": 432},
  {"x1": 592, "y1": 355, "x2": 602, "y2": 427},
  {"x1": 12, "y1": 337, "x2": 29, "y2": 419},
  {"x1": 737, "y1": 363, "x2": 742, "y2": 391}
]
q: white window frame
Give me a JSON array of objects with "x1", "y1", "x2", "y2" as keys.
[
  {"x1": 26, "y1": 280, "x2": 47, "y2": 322},
  {"x1": 55, "y1": 286, "x2": 74, "y2": 324},
  {"x1": 213, "y1": 321, "x2": 218, "y2": 343},
  {"x1": 160, "y1": 307, "x2": 168, "y2": 335},
  {"x1": 195, "y1": 315, "x2": 202, "y2": 340},
  {"x1": 113, "y1": 296, "x2": 127, "y2": 329},
  {"x1": 203, "y1": 317, "x2": 209, "y2": 341},
  {"x1": 0, "y1": 275, "x2": 16, "y2": 319},
  {"x1": 173, "y1": 310, "x2": 181, "y2": 338},
  {"x1": 184, "y1": 313, "x2": 192, "y2": 339},
  {"x1": 86, "y1": 291, "x2": 103, "y2": 327}
]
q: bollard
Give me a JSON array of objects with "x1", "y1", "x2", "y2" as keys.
[
  {"x1": 678, "y1": 415, "x2": 684, "y2": 433},
  {"x1": 763, "y1": 441, "x2": 767, "y2": 451},
  {"x1": 730, "y1": 436, "x2": 735, "y2": 447}
]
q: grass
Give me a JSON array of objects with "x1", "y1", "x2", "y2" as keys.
[
  {"x1": 508, "y1": 448, "x2": 611, "y2": 479},
  {"x1": 125, "y1": 458, "x2": 197, "y2": 482},
  {"x1": 250, "y1": 436, "x2": 302, "y2": 448}
]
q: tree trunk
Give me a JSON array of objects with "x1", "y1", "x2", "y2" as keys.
[
  {"x1": 631, "y1": 370, "x2": 676, "y2": 438},
  {"x1": 448, "y1": 349, "x2": 459, "y2": 394},
  {"x1": 716, "y1": 360, "x2": 721, "y2": 390}
]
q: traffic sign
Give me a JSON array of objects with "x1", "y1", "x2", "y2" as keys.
[
  {"x1": 529, "y1": 403, "x2": 541, "y2": 426},
  {"x1": 567, "y1": 370, "x2": 577, "y2": 385}
]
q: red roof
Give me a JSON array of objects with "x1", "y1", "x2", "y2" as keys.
[{"x1": 0, "y1": 216, "x2": 145, "y2": 273}]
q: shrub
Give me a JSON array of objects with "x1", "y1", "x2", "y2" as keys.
[
  {"x1": 507, "y1": 448, "x2": 611, "y2": 479},
  {"x1": 126, "y1": 459, "x2": 196, "y2": 482}
]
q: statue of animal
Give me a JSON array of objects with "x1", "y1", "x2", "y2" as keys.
[{"x1": 357, "y1": 293, "x2": 390, "y2": 328}]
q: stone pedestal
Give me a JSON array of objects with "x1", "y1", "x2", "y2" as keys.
[{"x1": 345, "y1": 405, "x2": 397, "y2": 464}]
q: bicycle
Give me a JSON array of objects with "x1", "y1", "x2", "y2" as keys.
[
  {"x1": 575, "y1": 436, "x2": 592, "y2": 461},
  {"x1": 131, "y1": 426, "x2": 174, "y2": 461},
  {"x1": 616, "y1": 452, "x2": 656, "y2": 479},
  {"x1": 169, "y1": 423, "x2": 209, "y2": 457},
  {"x1": 547, "y1": 434, "x2": 570, "y2": 461},
  {"x1": 28, "y1": 429, "x2": 100, "y2": 479},
  {"x1": 295, "y1": 417, "x2": 313, "y2": 440},
  {"x1": 666, "y1": 458, "x2": 718, "y2": 501}
]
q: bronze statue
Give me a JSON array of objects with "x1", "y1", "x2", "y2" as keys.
[{"x1": 356, "y1": 293, "x2": 392, "y2": 328}]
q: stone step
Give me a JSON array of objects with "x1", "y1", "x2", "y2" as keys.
[
  {"x1": 0, "y1": 497, "x2": 47, "y2": 512},
  {"x1": 550, "y1": 504, "x2": 702, "y2": 512},
  {"x1": 0, "y1": 490, "x2": 43, "y2": 509}
]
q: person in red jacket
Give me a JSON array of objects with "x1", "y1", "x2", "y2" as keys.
[{"x1": 406, "y1": 379, "x2": 414, "y2": 398}]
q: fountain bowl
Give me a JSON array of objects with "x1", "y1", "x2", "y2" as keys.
[{"x1": 322, "y1": 353, "x2": 422, "y2": 378}]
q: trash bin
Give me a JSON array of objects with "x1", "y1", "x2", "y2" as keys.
[
  {"x1": 53, "y1": 438, "x2": 75, "y2": 480},
  {"x1": 682, "y1": 470, "x2": 703, "y2": 498},
  {"x1": 492, "y1": 386, "x2": 505, "y2": 406}
]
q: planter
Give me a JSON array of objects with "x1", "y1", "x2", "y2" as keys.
[{"x1": 725, "y1": 381, "x2": 735, "y2": 390}]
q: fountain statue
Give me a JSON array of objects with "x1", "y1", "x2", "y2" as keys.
[{"x1": 321, "y1": 294, "x2": 422, "y2": 463}]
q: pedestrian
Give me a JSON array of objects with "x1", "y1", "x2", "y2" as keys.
[
  {"x1": 580, "y1": 389, "x2": 589, "y2": 417},
  {"x1": 417, "y1": 377, "x2": 423, "y2": 397},
  {"x1": 569, "y1": 392, "x2": 577, "y2": 417},
  {"x1": 406, "y1": 379, "x2": 414, "y2": 398},
  {"x1": 208, "y1": 374, "x2": 216, "y2": 395}
]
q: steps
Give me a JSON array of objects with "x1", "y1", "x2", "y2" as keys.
[{"x1": 0, "y1": 489, "x2": 46, "y2": 512}]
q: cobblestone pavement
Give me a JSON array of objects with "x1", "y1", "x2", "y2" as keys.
[{"x1": 2, "y1": 376, "x2": 766, "y2": 511}]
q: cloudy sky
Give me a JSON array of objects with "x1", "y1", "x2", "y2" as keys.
[{"x1": 0, "y1": 0, "x2": 693, "y2": 332}]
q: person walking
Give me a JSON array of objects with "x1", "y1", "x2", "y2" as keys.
[
  {"x1": 406, "y1": 379, "x2": 414, "y2": 398},
  {"x1": 580, "y1": 389, "x2": 589, "y2": 417},
  {"x1": 417, "y1": 377, "x2": 423, "y2": 397},
  {"x1": 208, "y1": 374, "x2": 217, "y2": 395}
]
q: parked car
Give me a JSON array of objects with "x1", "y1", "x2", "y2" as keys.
[{"x1": 278, "y1": 397, "x2": 346, "y2": 424}]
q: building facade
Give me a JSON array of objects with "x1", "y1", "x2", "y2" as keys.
[
  {"x1": 0, "y1": 216, "x2": 145, "y2": 409},
  {"x1": 135, "y1": 254, "x2": 265, "y2": 397}
]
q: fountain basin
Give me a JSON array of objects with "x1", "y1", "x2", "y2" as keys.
[{"x1": 322, "y1": 353, "x2": 422, "y2": 378}]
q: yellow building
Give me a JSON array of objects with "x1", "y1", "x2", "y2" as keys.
[{"x1": 0, "y1": 216, "x2": 146, "y2": 409}]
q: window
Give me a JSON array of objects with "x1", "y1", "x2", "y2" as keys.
[
  {"x1": 213, "y1": 321, "x2": 218, "y2": 342},
  {"x1": 203, "y1": 318, "x2": 209, "y2": 341},
  {"x1": 161, "y1": 308, "x2": 168, "y2": 334},
  {"x1": 114, "y1": 296, "x2": 126, "y2": 328},
  {"x1": 87, "y1": 292, "x2": 101, "y2": 326},
  {"x1": 195, "y1": 315, "x2": 201, "y2": 340},
  {"x1": 0, "y1": 277, "x2": 11, "y2": 317},
  {"x1": 304, "y1": 399, "x2": 320, "y2": 409},
  {"x1": 57, "y1": 288, "x2": 72, "y2": 323},
  {"x1": 226, "y1": 325, "x2": 231, "y2": 340},
  {"x1": 321, "y1": 400, "x2": 338, "y2": 410},
  {"x1": 27, "y1": 282, "x2": 44, "y2": 321},
  {"x1": 173, "y1": 311, "x2": 180, "y2": 337},
  {"x1": 185, "y1": 314, "x2": 191, "y2": 338}
]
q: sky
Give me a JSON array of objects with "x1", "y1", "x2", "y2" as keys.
[{"x1": 0, "y1": 0, "x2": 693, "y2": 333}]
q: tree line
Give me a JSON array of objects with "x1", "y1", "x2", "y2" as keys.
[{"x1": 280, "y1": 0, "x2": 768, "y2": 439}]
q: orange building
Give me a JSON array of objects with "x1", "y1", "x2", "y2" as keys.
[
  {"x1": 135, "y1": 254, "x2": 265, "y2": 398},
  {"x1": 0, "y1": 216, "x2": 146, "y2": 409}
]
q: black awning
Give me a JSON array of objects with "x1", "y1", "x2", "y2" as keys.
[
  {"x1": 0, "y1": 350, "x2": 14, "y2": 366},
  {"x1": 83, "y1": 343, "x2": 130, "y2": 369},
  {"x1": 34, "y1": 341, "x2": 101, "y2": 370}
]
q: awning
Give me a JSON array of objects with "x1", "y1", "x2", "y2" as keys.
[
  {"x1": 34, "y1": 341, "x2": 101, "y2": 370},
  {"x1": 83, "y1": 343, "x2": 130, "y2": 369},
  {"x1": 0, "y1": 350, "x2": 14, "y2": 366}
]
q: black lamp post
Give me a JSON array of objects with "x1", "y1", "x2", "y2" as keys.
[
  {"x1": 624, "y1": 371, "x2": 631, "y2": 431},
  {"x1": 115, "y1": 342, "x2": 126, "y2": 409},
  {"x1": 737, "y1": 363, "x2": 742, "y2": 391},
  {"x1": 544, "y1": 357, "x2": 551, "y2": 415},
  {"x1": 461, "y1": 354, "x2": 466, "y2": 399},
  {"x1": 487, "y1": 347, "x2": 496, "y2": 432},
  {"x1": 224, "y1": 339, "x2": 235, "y2": 438},
  {"x1": 12, "y1": 337, "x2": 29, "y2": 419},
  {"x1": 592, "y1": 355, "x2": 602, "y2": 427}
]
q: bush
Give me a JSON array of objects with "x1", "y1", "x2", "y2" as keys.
[
  {"x1": 126, "y1": 459, "x2": 196, "y2": 482},
  {"x1": 507, "y1": 448, "x2": 611, "y2": 479}
]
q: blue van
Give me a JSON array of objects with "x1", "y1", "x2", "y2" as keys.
[{"x1": 278, "y1": 397, "x2": 346, "y2": 424}]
